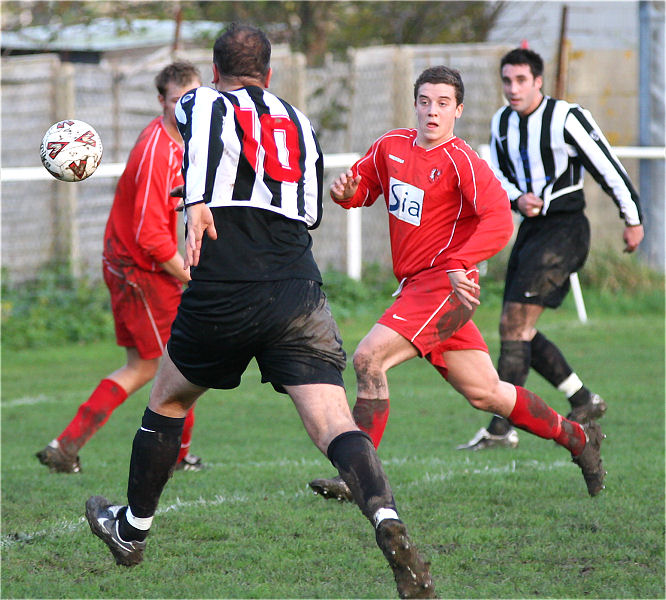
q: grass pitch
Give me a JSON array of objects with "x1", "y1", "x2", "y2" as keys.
[{"x1": 2, "y1": 293, "x2": 664, "y2": 598}]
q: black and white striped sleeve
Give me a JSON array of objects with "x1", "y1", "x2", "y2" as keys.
[
  {"x1": 175, "y1": 86, "x2": 231, "y2": 207},
  {"x1": 489, "y1": 107, "x2": 523, "y2": 207},
  {"x1": 564, "y1": 107, "x2": 642, "y2": 226}
]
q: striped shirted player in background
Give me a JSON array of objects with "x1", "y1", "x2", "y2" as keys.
[
  {"x1": 309, "y1": 65, "x2": 605, "y2": 504},
  {"x1": 458, "y1": 47, "x2": 644, "y2": 451},
  {"x1": 37, "y1": 62, "x2": 204, "y2": 474},
  {"x1": 84, "y1": 24, "x2": 436, "y2": 599}
]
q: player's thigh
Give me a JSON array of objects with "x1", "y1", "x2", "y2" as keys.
[
  {"x1": 377, "y1": 267, "x2": 478, "y2": 360},
  {"x1": 354, "y1": 323, "x2": 419, "y2": 371},
  {"x1": 167, "y1": 309, "x2": 254, "y2": 390},
  {"x1": 444, "y1": 349, "x2": 501, "y2": 401},
  {"x1": 286, "y1": 383, "x2": 356, "y2": 452},
  {"x1": 148, "y1": 351, "x2": 208, "y2": 417},
  {"x1": 256, "y1": 280, "x2": 346, "y2": 391},
  {"x1": 104, "y1": 266, "x2": 180, "y2": 359}
]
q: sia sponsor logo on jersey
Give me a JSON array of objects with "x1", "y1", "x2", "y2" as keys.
[{"x1": 388, "y1": 177, "x2": 424, "y2": 226}]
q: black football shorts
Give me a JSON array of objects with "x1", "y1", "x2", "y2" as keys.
[
  {"x1": 503, "y1": 212, "x2": 590, "y2": 308},
  {"x1": 167, "y1": 278, "x2": 346, "y2": 393}
]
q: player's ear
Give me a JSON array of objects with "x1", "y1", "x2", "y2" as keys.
[
  {"x1": 455, "y1": 102, "x2": 464, "y2": 119},
  {"x1": 264, "y1": 68, "x2": 272, "y2": 89},
  {"x1": 212, "y1": 63, "x2": 220, "y2": 85},
  {"x1": 158, "y1": 94, "x2": 166, "y2": 112},
  {"x1": 534, "y1": 75, "x2": 543, "y2": 90}
]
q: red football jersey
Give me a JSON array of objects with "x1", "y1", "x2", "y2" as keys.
[
  {"x1": 335, "y1": 129, "x2": 514, "y2": 281},
  {"x1": 103, "y1": 117, "x2": 183, "y2": 272}
]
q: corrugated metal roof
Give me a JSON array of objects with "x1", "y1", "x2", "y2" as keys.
[{"x1": 1, "y1": 18, "x2": 223, "y2": 52}]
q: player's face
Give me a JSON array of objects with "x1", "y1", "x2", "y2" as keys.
[
  {"x1": 501, "y1": 63, "x2": 543, "y2": 117},
  {"x1": 159, "y1": 78, "x2": 201, "y2": 135},
  {"x1": 414, "y1": 83, "x2": 463, "y2": 149}
]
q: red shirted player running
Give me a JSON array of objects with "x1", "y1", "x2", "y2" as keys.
[
  {"x1": 309, "y1": 65, "x2": 605, "y2": 500},
  {"x1": 37, "y1": 62, "x2": 204, "y2": 474}
]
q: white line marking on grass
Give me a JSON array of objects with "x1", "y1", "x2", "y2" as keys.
[
  {"x1": 1, "y1": 459, "x2": 572, "y2": 549},
  {"x1": 2, "y1": 394, "x2": 59, "y2": 408}
]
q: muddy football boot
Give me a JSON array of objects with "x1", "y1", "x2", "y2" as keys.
[
  {"x1": 85, "y1": 495, "x2": 146, "y2": 566},
  {"x1": 308, "y1": 474, "x2": 354, "y2": 502},
  {"x1": 456, "y1": 427, "x2": 519, "y2": 451},
  {"x1": 571, "y1": 421, "x2": 606, "y2": 496},
  {"x1": 175, "y1": 453, "x2": 204, "y2": 472},
  {"x1": 376, "y1": 519, "x2": 437, "y2": 599},
  {"x1": 36, "y1": 441, "x2": 81, "y2": 473},
  {"x1": 566, "y1": 393, "x2": 607, "y2": 424}
]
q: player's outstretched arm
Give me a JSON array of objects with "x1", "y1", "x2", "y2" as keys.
[{"x1": 184, "y1": 203, "x2": 217, "y2": 268}]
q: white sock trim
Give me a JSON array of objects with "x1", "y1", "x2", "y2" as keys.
[
  {"x1": 557, "y1": 373, "x2": 584, "y2": 398},
  {"x1": 126, "y1": 506, "x2": 153, "y2": 531},
  {"x1": 373, "y1": 507, "x2": 399, "y2": 528}
]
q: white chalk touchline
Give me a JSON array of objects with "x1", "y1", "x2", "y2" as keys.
[{"x1": 1, "y1": 459, "x2": 572, "y2": 549}]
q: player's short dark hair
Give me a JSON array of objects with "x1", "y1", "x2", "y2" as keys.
[
  {"x1": 413, "y1": 66, "x2": 464, "y2": 105},
  {"x1": 500, "y1": 48, "x2": 544, "y2": 79},
  {"x1": 154, "y1": 61, "x2": 201, "y2": 97},
  {"x1": 213, "y1": 23, "x2": 271, "y2": 79}
]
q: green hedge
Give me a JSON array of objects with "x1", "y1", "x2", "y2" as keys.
[{"x1": 2, "y1": 250, "x2": 663, "y2": 350}]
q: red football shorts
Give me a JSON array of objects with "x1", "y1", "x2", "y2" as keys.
[
  {"x1": 377, "y1": 266, "x2": 488, "y2": 378},
  {"x1": 103, "y1": 261, "x2": 182, "y2": 360}
]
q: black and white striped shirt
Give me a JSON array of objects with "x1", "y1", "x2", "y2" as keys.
[
  {"x1": 489, "y1": 96, "x2": 642, "y2": 225},
  {"x1": 176, "y1": 85, "x2": 323, "y2": 227},
  {"x1": 175, "y1": 85, "x2": 324, "y2": 283}
]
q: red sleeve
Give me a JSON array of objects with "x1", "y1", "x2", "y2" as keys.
[
  {"x1": 331, "y1": 141, "x2": 383, "y2": 209},
  {"x1": 442, "y1": 148, "x2": 514, "y2": 272},
  {"x1": 133, "y1": 137, "x2": 180, "y2": 265}
]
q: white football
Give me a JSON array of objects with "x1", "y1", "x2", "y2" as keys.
[{"x1": 40, "y1": 119, "x2": 103, "y2": 182}]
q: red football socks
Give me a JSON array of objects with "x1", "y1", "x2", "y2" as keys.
[
  {"x1": 509, "y1": 386, "x2": 586, "y2": 456},
  {"x1": 177, "y1": 407, "x2": 196, "y2": 463},
  {"x1": 58, "y1": 378, "x2": 128, "y2": 456},
  {"x1": 352, "y1": 397, "x2": 390, "y2": 449}
]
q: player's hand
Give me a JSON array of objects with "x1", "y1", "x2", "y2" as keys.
[
  {"x1": 623, "y1": 224, "x2": 644, "y2": 253},
  {"x1": 171, "y1": 186, "x2": 185, "y2": 211},
  {"x1": 448, "y1": 270, "x2": 481, "y2": 310},
  {"x1": 185, "y1": 203, "x2": 217, "y2": 268},
  {"x1": 330, "y1": 169, "x2": 361, "y2": 202},
  {"x1": 517, "y1": 193, "x2": 543, "y2": 217}
]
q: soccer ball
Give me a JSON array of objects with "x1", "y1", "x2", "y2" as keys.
[{"x1": 40, "y1": 119, "x2": 103, "y2": 182}]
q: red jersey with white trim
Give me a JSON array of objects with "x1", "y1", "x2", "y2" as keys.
[
  {"x1": 103, "y1": 116, "x2": 183, "y2": 273},
  {"x1": 335, "y1": 129, "x2": 514, "y2": 281}
]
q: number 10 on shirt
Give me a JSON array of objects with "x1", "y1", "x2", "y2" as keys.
[{"x1": 234, "y1": 107, "x2": 302, "y2": 182}]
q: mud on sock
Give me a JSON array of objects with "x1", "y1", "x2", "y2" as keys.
[
  {"x1": 509, "y1": 386, "x2": 586, "y2": 454},
  {"x1": 352, "y1": 397, "x2": 389, "y2": 448},
  {"x1": 489, "y1": 341, "x2": 531, "y2": 435},
  {"x1": 58, "y1": 378, "x2": 128, "y2": 456},
  {"x1": 327, "y1": 430, "x2": 397, "y2": 523}
]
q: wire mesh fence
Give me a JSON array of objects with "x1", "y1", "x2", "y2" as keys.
[
  {"x1": 2, "y1": 40, "x2": 662, "y2": 286},
  {"x1": 1, "y1": 43, "x2": 510, "y2": 285}
]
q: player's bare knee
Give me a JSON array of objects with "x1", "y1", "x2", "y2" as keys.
[{"x1": 352, "y1": 348, "x2": 380, "y2": 378}]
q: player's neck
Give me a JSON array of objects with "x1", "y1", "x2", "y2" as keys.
[
  {"x1": 217, "y1": 75, "x2": 266, "y2": 92},
  {"x1": 162, "y1": 117, "x2": 184, "y2": 147},
  {"x1": 517, "y1": 93, "x2": 544, "y2": 118}
]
